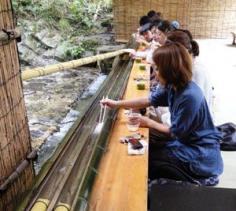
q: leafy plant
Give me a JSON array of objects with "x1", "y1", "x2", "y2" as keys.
[
  {"x1": 12, "y1": 0, "x2": 111, "y2": 60},
  {"x1": 81, "y1": 40, "x2": 99, "y2": 52},
  {"x1": 59, "y1": 18, "x2": 71, "y2": 32},
  {"x1": 63, "y1": 39, "x2": 99, "y2": 60},
  {"x1": 12, "y1": 0, "x2": 112, "y2": 30},
  {"x1": 65, "y1": 45, "x2": 85, "y2": 60}
]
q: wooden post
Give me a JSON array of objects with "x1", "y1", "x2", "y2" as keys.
[{"x1": 0, "y1": 0, "x2": 35, "y2": 210}]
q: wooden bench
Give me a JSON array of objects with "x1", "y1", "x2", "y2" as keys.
[{"x1": 89, "y1": 61, "x2": 150, "y2": 211}]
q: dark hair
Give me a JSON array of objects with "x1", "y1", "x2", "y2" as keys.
[
  {"x1": 152, "y1": 18, "x2": 162, "y2": 27},
  {"x1": 139, "y1": 16, "x2": 150, "y2": 26},
  {"x1": 177, "y1": 29, "x2": 193, "y2": 39},
  {"x1": 157, "y1": 20, "x2": 172, "y2": 34},
  {"x1": 147, "y1": 10, "x2": 156, "y2": 18},
  {"x1": 176, "y1": 29, "x2": 199, "y2": 56},
  {"x1": 149, "y1": 18, "x2": 162, "y2": 33},
  {"x1": 156, "y1": 12, "x2": 162, "y2": 18},
  {"x1": 153, "y1": 42, "x2": 192, "y2": 90},
  {"x1": 166, "y1": 30, "x2": 199, "y2": 57},
  {"x1": 190, "y1": 40, "x2": 199, "y2": 57}
]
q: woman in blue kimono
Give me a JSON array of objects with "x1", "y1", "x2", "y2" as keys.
[{"x1": 101, "y1": 42, "x2": 223, "y2": 185}]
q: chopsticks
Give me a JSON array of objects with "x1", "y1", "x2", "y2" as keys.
[{"x1": 98, "y1": 96, "x2": 108, "y2": 124}]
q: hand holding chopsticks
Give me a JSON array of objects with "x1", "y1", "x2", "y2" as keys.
[
  {"x1": 99, "y1": 96, "x2": 108, "y2": 124},
  {"x1": 100, "y1": 97, "x2": 119, "y2": 109}
]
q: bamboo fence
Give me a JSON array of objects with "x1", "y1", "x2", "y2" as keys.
[
  {"x1": 0, "y1": 0, "x2": 34, "y2": 210},
  {"x1": 113, "y1": 0, "x2": 236, "y2": 41}
]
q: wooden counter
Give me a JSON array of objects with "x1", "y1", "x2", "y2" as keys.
[{"x1": 89, "y1": 61, "x2": 150, "y2": 211}]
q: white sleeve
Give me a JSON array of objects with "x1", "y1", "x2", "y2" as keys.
[
  {"x1": 193, "y1": 60, "x2": 214, "y2": 117},
  {"x1": 135, "y1": 50, "x2": 148, "y2": 58}
]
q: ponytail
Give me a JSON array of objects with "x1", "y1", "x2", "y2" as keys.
[{"x1": 191, "y1": 40, "x2": 199, "y2": 57}]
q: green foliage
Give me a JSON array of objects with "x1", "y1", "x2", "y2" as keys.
[
  {"x1": 59, "y1": 19, "x2": 71, "y2": 32},
  {"x1": 64, "y1": 39, "x2": 99, "y2": 60},
  {"x1": 13, "y1": 0, "x2": 40, "y2": 16},
  {"x1": 12, "y1": 0, "x2": 113, "y2": 30},
  {"x1": 12, "y1": 0, "x2": 111, "y2": 61},
  {"x1": 65, "y1": 46, "x2": 85, "y2": 60},
  {"x1": 19, "y1": 0, "x2": 31, "y2": 6},
  {"x1": 81, "y1": 40, "x2": 99, "y2": 52}
]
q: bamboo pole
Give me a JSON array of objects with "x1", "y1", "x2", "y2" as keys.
[
  {"x1": 72, "y1": 60, "x2": 132, "y2": 211},
  {"x1": 22, "y1": 49, "x2": 129, "y2": 81},
  {"x1": 54, "y1": 203, "x2": 70, "y2": 211},
  {"x1": 30, "y1": 199, "x2": 49, "y2": 211}
]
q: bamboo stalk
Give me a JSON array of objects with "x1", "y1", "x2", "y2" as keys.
[
  {"x1": 21, "y1": 49, "x2": 128, "y2": 81},
  {"x1": 54, "y1": 59, "x2": 132, "y2": 211},
  {"x1": 54, "y1": 202, "x2": 70, "y2": 211},
  {"x1": 31, "y1": 199, "x2": 49, "y2": 211},
  {"x1": 73, "y1": 60, "x2": 132, "y2": 211}
]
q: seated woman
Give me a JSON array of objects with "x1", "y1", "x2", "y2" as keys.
[
  {"x1": 130, "y1": 15, "x2": 152, "y2": 50},
  {"x1": 101, "y1": 42, "x2": 223, "y2": 186},
  {"x1": 157, "y1": 30, "x2": 215, "y2": 126},
  {"x1": 154, "y1": 19, "x2": 173, "y2": 45},
  {"x1": 147, "y1": 19, "x2": 174, "y2": 87},
  {"x1": 136, "y1": 23, "x2": 154, "y2": 49}
]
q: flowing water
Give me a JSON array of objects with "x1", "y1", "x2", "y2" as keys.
[{"x1": 23, "y1": 68, "x2": 107, "y2": 173}]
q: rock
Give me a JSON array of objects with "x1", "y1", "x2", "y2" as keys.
[
  {"x1": 41, "y1": 34, "x2": 62, "y2": 49},
  {"x1": 33, "y1": 30, "x2": 62, "y2": 49},
  {"x1": 17, "y1": 15, "x2": 123, "y2": 157},
  {"x1": 54, "y1": 42, "x2": 71, "y2": 60},
  {"x1": 83, "y1": 50, "x2": 94, "y2": 58},
  {"x1": 31, "y1": 125, "x2": 59, "y2": 149},
  {"x1": 31, "y1": 129, "x2": 45, "y2": 139},
  {"x1": 97, "y1": 44, "x2": 126, "y2": 54},
  {"x1": 18, "y1": 43, "x2": 38, "y2": 65},
  {"x1": 76, "y1": 33, "x2": 115, "y2": 46},
  {"x1": 24, "y1": 82, "x2": 46, "y2": 91}
]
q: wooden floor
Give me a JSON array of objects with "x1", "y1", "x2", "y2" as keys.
[{"x1": 89, "y1": 61, "x2": 150, "y2": 211}]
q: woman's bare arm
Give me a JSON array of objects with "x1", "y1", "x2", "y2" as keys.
[{"x1": 101, "y1": 97, "x2": 150, "y2": 109}]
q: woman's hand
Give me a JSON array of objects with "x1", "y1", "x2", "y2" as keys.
[
  {"x1": 129, "y1": 50, "x2": 136, "y2": 58},
  {"x1": 124, "y1": 49, "x2": 136, "y2": 58},
  {"x1": 138, "y1": 116, "x2": 152, "y2": 128},
  {"x1": 135, "y1": 34, "x2": 144, "y2": 43},
  {"x1": 100, "y1": 98, "x2": 119, "y2": 109},
  {"x1": 128, "y1": 115, "x2": 152, "y2": 128}
]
